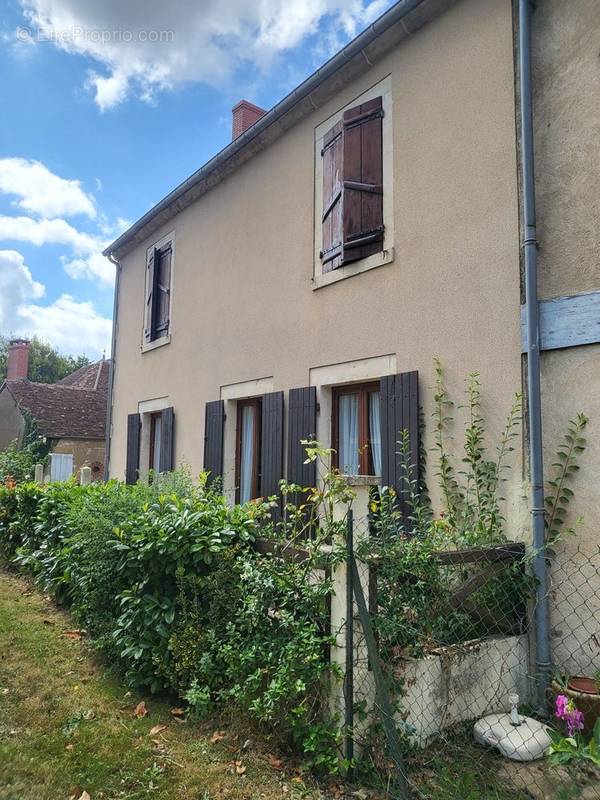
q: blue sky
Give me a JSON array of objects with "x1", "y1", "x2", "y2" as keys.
[{"x1": 0, "y1": 0, "x2": 391, "y2": 359}]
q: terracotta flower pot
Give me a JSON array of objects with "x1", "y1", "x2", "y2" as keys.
[{"x1": 552, "y1": 678, "x2": 600, "y2": 737}]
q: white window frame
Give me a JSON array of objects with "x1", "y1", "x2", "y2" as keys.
[
  {"x1": 313, "y1": 75, "x2": 394, "y2": 290},
  {"x1": 50, "y1": 452, "x2": 74, "y2": 482},
  {"x1": 142, "y1": 231, "x2": 175, "y2": 353},
  {"x1": 138, "y1": 396, "x2": 171, "y2": 480}
]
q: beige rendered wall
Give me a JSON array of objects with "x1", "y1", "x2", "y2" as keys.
[
  {"x1": 51, "y1": 438, "x2": 105, "y2": 480},
  {"x1": 0, "y1": 389, "x2": 25, "y2": 451},
  {"x1": 110, "y1": 0, "x2": 525, "y2": 533},
  {"x1": 533, "y1": 1, "x2": 600, "y2": 672}
]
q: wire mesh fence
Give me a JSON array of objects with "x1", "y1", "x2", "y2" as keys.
[{"x1": 338, "y1": 513, "x2": 600, "y2": 799}]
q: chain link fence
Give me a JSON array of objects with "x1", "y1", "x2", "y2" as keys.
[{"x1": 336, "y1": 513, "x2": 600, "y2": 799}]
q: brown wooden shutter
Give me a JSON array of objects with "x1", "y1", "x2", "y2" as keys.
[
  {"x1": 261, "y1": 391, "x2": 284, "y2": 516},
  {"x1": 155, "y1": 245, "x2": 171, "y2": 336},
  {"x1": 125, "y1": 413, "x2": 141, "y2": 484},
  {"x1": 320, "y1": 121, "x2": 344, "y2": 272},
  {"x1": 159, "y1": 406, "x2": 174, "y2": 472},
  {"x1": 287, "y1": 387, "x2": 317, "y2": 489},
  {"x1": 144, "y1": 248, "x2": 157, "y2": 342},
  {"x1": 342, "y1": 96, "x2": 384, "y2": 263},
  {"x1": 380, "y1": 371, "x2": 419, "y2": 525},
  {"x1": 203, "y1": 400, "x2": 225, "y2": 485}
]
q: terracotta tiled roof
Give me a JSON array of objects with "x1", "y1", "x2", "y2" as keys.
[{"x1": 3, "y1": 360, "x2": 110, "y2": 440}]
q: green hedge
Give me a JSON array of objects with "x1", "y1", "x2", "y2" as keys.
[{"x1": 0, "y1": 473, "x2": 340, "y2": 772}]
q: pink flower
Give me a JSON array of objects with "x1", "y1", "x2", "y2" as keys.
[
  {"x1": 555, "y1": 694, "x2": 568, "y2": 718},
  {"x1": 566, "y1": 708, "x2": 585, "y2": 737},
  {"x1": 555, "y1": 694, "x2": 585, "y2": 736}
]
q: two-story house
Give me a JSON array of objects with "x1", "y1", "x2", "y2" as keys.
[{"x1": 104, "y1": 0, "x2": 600, "y2": 682}]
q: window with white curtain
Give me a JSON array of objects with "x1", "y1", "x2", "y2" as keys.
[
  {"x1": 50, "y1": 453, "x2": 74, "y2": 482},
  {"x1": 149, "y1": 412, "x2": 162, "y2": 476},
  {"x1": 236, "y1": 398, "x2": 262, "y2": 502},
  {"x1": 333, "y1": 383, "x2": 381, "y2": 476}
]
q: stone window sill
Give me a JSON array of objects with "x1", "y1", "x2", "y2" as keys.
[
  {"x1": 141, "y1": 334, "x2": 171, "y2": 353},
  {"x1": 340, "y1": 475, "x2": 381, "y2": 486},
  {"x1": 312, "y1": 247, "x2": 394, "y2": 290}
]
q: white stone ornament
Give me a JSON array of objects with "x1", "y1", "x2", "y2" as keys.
[{"x1": 474, "y1": 713, "x2": 552, "y2": 762}]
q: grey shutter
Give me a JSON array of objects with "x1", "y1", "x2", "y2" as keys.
[
  {"x1": 159, "y1": 406, "x2": 174, "y2": 472},
  {"x1": 125, "y1": 413, "x2": 141, "y2": 484},
  {"x1": 261, "y1": 391, "x2": 284, "y2": 516},
  {"x1": 380, "y1": 371, "x2": 419, "y2": 525},
  {"x1": 287, "y1": 387, "x2": 317, "y2": 488},
  {"x1": 203, "y1": 400, "x2": 224, "y2": 485},
  {"x1": 144, "y1": 248, "x2": 157, "y2": 342}
]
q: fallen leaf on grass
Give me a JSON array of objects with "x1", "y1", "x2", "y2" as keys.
[
  {"x1": 65, "y1": 744, "x2": 74, "y2": 751},
  {"x1": 234, "y1": 760, "x2": 246, "y2": 775},
  {"x1": 149, "y1": 724, "x2": 167, "y2": 735},
  {"x1": 83, "y1": 710, "x2": 96, "y2": 721},
  {"x1": 133, "y1": 701, "x2": 148, "y2": 718},
  {"x1": 267, "y1": 754, "x2": 284, "y2": 770},
  {"x1": 170, "y1": 707, "x2": 185, "y2": 718},
  {"x1": 79, "y1": 792, "x2": 91, "y2": 800},
  {"x1": 210, "y1": 730, "x2": 225, "y2": 744},
  {"x1": 61, "y1": 630, "x2": 86, "y2": 640}
]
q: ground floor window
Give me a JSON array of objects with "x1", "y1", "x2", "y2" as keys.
[
  {"x1": 236, "y1": 398, "x2": 262, "y2": 503},
  {"x1": 332, "y1": 382, "x2": 381, "y2": 476},
  {"x1": 50, "y1": 452, "x2": 74, "y2": 482},
  {"x1": 149, "y1": 411, "x2": 162, "y2": 476}
]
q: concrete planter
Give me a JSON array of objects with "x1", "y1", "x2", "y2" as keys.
[{"x1": 394, "y1": 635, "x2": 529, "y2": 747}]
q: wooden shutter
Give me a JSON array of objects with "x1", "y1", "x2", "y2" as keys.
[
  {"x1": 144, "y1": 248, "x2": 157, "y2": 342},
  {"x1": 287, "y1": 387, "x2": 317, "y2": 489},
  {"x1": 321, "y1": 121, "x2": 344, "y2": 272},
  {"x1": 203, "y1": 400, "x2": 225, "y2": 485},
  {"x1": 125, "y1": 413, "x2": 141, "y2": 484},
  {"x1": 342, "y1": 96, "x2": 384, "y2": 263},
  {"x1": 159, "y1": 406, "x2": 174, "y2": 472},
  {"x1": 261, "y1": 392, "x2": 284, "y2": 515},
  {"x1": 155, "y1": 245, "x2": 171, "y2": 336},
  {"x1": 380, "y1": 371, "x2": 419, "y2": 524}
]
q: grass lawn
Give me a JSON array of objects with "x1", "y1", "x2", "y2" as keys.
[{"x1": 0, "y1": 570, "x2": 327, "y2": 800}]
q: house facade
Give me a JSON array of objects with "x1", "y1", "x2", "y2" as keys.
[
  {"x1": 105, "y1": 0, "x2": 599, "y2": 673},
  {"x1": 0, "y1": 340, "x2": 110, "y2": 481}
]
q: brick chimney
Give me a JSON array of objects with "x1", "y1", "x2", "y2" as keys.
[
  {"x1": 6, "y1": 338, "x2": 30, "y2": 381},
  {"x1": 232, "y1": 100, "x2": 266, "y2": 140}
]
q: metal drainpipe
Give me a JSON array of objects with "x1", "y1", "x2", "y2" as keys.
[
  {"x1": 518, "y1": 0, "x2": 550, "y2": 712},
  {"x1": 104, "y1": 252, "x2": 121, "y2": 481}
]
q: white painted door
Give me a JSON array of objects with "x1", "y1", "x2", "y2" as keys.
[{"x1": 50, "y1": 453, "x2": 74, "y2": 482}]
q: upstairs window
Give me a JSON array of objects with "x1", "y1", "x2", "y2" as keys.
[
  {"x1": 236, "y1": 398, "x2": 262, "y2": 503},
  {"x1": 332, "y1": 382, "x2": 381, "y2": 476},
  {"x1": 320, "y1": 96, "x2": 384, "y2": 272},
  {"x1": 144, "y1": 240, "x2": 172, "y2": 343}
]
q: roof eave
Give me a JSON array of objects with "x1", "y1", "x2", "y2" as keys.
[{"x1": 103, "y1": 0, "x2": 457, "y2": 260}]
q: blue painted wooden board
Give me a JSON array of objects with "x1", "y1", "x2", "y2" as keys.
[{"x1": 521, "y1": 290, "x2": 600, "y2": 352}]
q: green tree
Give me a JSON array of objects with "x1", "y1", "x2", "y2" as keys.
[{"x1": 0, "y1": 336, "x2": 90, "y2": 384}]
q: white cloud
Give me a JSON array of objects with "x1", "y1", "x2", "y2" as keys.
[
  {"x1": 62, "y1": 251, "x2": 114, "y2": 284},
  {"x1": 0, "y1": 157, "x2": 96, "y2": 218},
  {"x1": 18, "y1": 0, "x2": 391, "y2": 110},
  {"x1": 18, "y1": 294, "x2": 112, "y2": 357},
  {"x1": 0, "y1": 250, "x2": 45, "y2": 329},
  {"x1": 0, "y1": 249, "x2": 111, "y2": 357},
  {"x1": 0, "y1": 215, "x2": 114, "y2": 286}
]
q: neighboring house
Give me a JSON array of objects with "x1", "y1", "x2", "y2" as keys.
[
  {"x1": 0, "y1": 339, "x2": 110, "y2": 481},
  {"x1": 104, "y1": 0, "x2": 599, "y2": 671}
]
